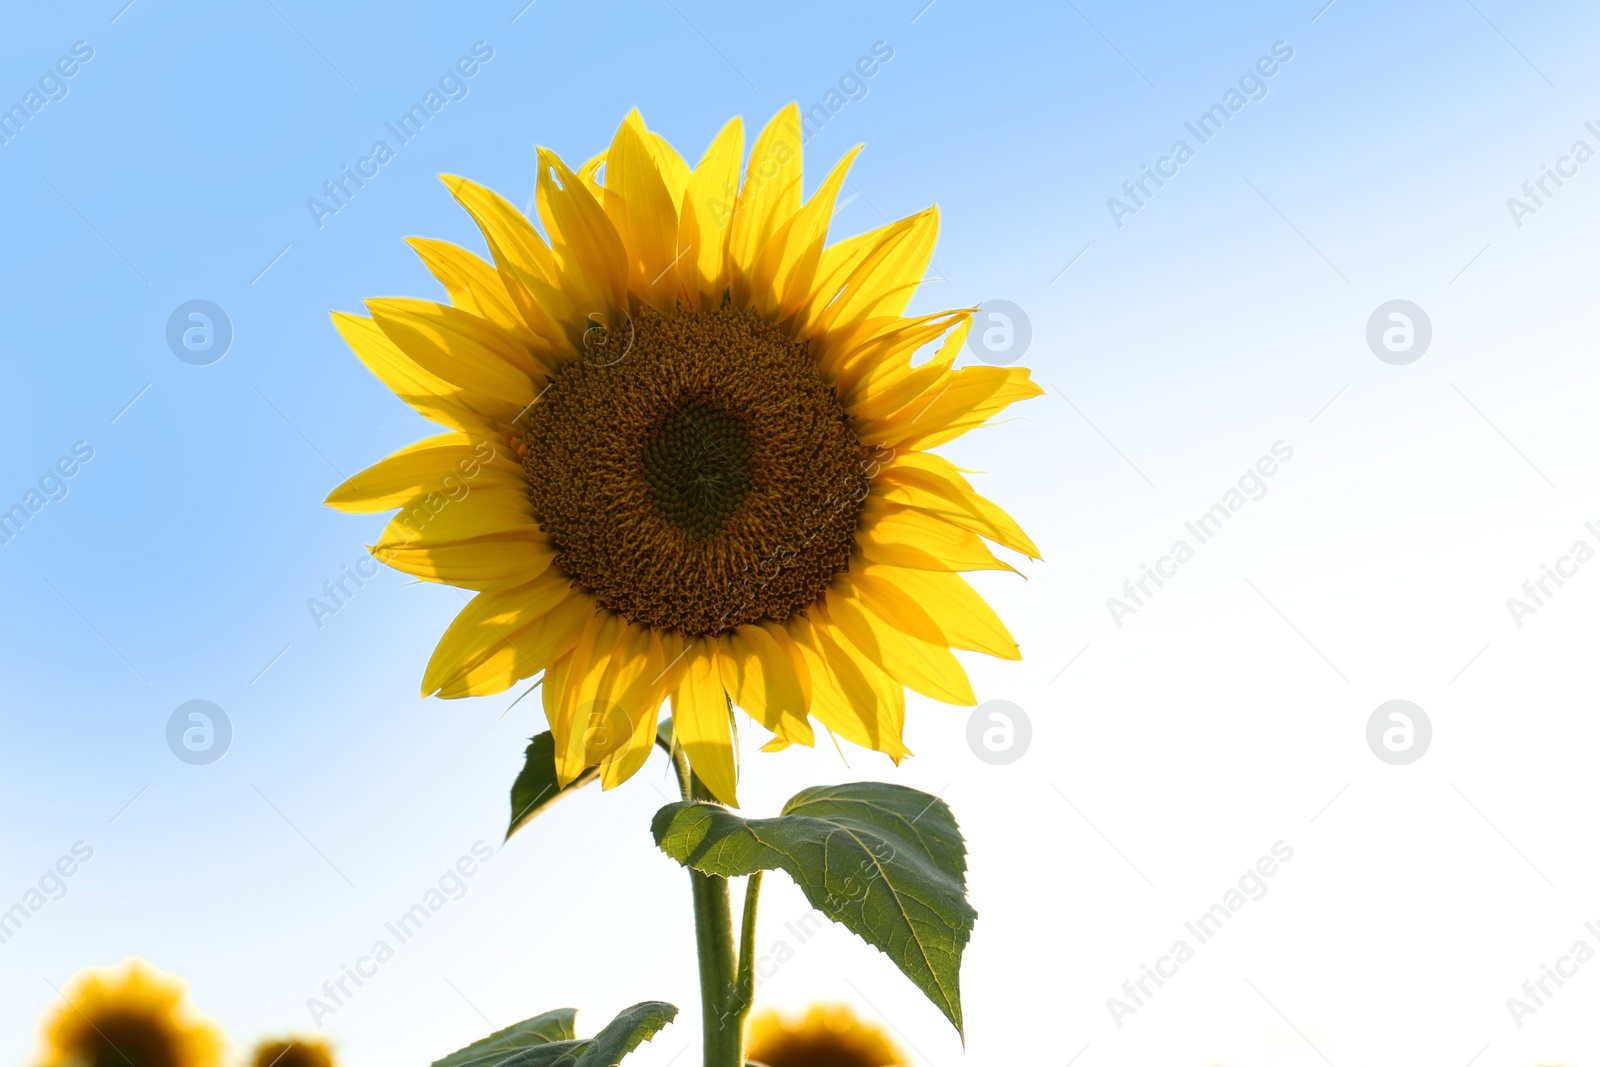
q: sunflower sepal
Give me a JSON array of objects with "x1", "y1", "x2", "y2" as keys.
[
  {"x1": 429, "y1": 1001, "x2": 677, "y2": 1067},
  {"x1": 507, "y1": 719, "x2": 678, "y2": 841},
  {"x1": 506, "y1": 732, "x2": 599, "y2": 841},
  {"x1": 651, "y1": 781, "x2": 975, "y2": 1037}
]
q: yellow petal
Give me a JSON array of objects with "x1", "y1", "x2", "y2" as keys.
[
  {"x1": 784, "y1": 615, "x2": 909, "y2": 762},
  {"x1": 830, "y1": 310, "x2": 968, "y2": 406},
  {"x1": 602, "y1": 109, "x2": 680, "y2": 311},
  {"x1": 758, "y1": 619, "x2": 811, "y2": 706},
  {"x1": 807, "y1": 207, "x2": 938, "y2": 338},
  {"x1": 541, "y1": 648, "x2": 575, "y2": 769},
  {"x1": 438, "y1": 174, "x2": 570, "y2": 353},
  {"x1": 875, "y1": 450, "x2": 1039, "y2": 558},
  {"x1": 727, "y1": 105, "x2": 802, "y2": 300},
  {"x1": 599, "y1": 628, "x2": 674, "y2": 789},
  {"x1": 372, "y1": 529, "x2": 554, "y2": 591},
  {"x1": 576, "y1": 149, "x2": 607, "y2": 196},
  {"x1": 793, "y1": 223, "x2": 889, "y2": 333},
  {"x1": 404, "y1": 238, "x2": 536, "y2": 348},
  {"x1": 747, "y1": 145, "x2": 861, "y2": 320},
  {"x1": 331, "y1": 312, "x2": 502, "y2": 434},
  {"x1": 860, "y1": 365, "x2": 1044, "y2": 450},
  {"x1": 818, "y1": 583, "x2": 975, "y2": 705},
  {"x1": 375, "y1": 485, "x2": 536, "y2": 547},
  {"x1": 677, "y1": 117, "x2": 743, "y2": 309},
  {"x1": 648, "y1": 131, "x2": 692, "y2": 206},
  {"x1": 656, "y1": 629, "x2": 694, "y2": 697},
  {"x1": 548, "y1": 610, "x2": 618, "y2": 786},
  {"x1": 599, "y1": 692, "x2": 667, "y2": 789},
  {"x1": 717, "y1": 625, "x2": 814, "y2": 747},
  {"x1": 856, "y1": 498, "x2": 1014, "y2": 572},
  {"x1": 366, "y1": 299, "x2": 536, "y2": 422},
  {"x1": 536, "y1": 147, "x2": 629, "y2": 345},
  {"x1": 670, "y1": 638, "x2": 739, "y2": 807},
  {"x1": 558, "y1": 618, "x2": 662, "y2": 781},
  {"x1": 424, "y1": 574, "x2": 587, "y2": 696},
  {"x1": 440, "y1": 174, "x2": 557, "y2": 282},
  {"x1": 325, "y1": 433, "x2": 521, "y2": 513},
  {"x1": 369, "y1": 295, "x2": 541, "y2": 379},
  {"x1": 839, "y1": 316, "x2": 964, "y2": 425},
  {"x1": 432, "y1": 598, "x2": 591, "y2": 699},
  {"x1": 853, "y1": 564, "x2": 1020, "y2": 660}
]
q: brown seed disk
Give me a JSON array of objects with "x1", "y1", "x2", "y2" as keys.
[
  {"x1": 70, "y1": 1014, "x2": 180, "y2": 1067},
  {"x1": 522, "y1": 303, "x2": 869, "y2": 635}
]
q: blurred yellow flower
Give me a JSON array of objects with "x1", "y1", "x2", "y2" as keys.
[
  {"x1": 248, "y1": 1037, "x2": 334, "y2": 1067},
  {"x1": 34, "y1": 959, "x2": 226, "y2": 1067},
  {"x1": 745, "y1": 1002, "x2": 908, "y2": 1067}
]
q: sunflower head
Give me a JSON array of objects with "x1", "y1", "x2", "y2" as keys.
[
  {"x1": 248, "y1": 1037, "x2": 335, "y2": 1067},
  {"x1": 34, "y1": 959, "x2": 226, "y2": 1067},
  {"x1": 745, "y1": 1002, "x2": 908, "y2": 1067},
  {"x1": 328, "y1": 105, "x2": 1041, "y2": 806}
]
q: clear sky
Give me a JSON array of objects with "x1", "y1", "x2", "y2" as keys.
[{"x1": 4, "y1": 1, "x2": 1600, "y2": 1065}]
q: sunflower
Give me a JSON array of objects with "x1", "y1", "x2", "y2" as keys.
[
  {"x1": 34, "y1": 959, "x2": 226, "y2": 1067},
  {"x1": 745, "y1": 1002, "x2": 908, "y2": 1067},
  {"x1": 248, "y1": 1037, "x2": 334, "y2": 1067},
  {"x1": 327, "y1": 105, "x2": 1040, "y2": 806}
]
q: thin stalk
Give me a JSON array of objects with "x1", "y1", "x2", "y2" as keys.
[
  {"x1": 671, "y1": 744, "x2": 745, "y2": 1067},
  {"x1": 734, "y1": 870, "x2": 763, "y2": 1019}
]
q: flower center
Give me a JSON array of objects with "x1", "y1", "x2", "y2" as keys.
[
  {"x1": 640, "y1": 396, "x2": 752, "y2": 539},
  {"x1": 522, "y1": 304, "x2": 869, "y2": 636},
  {"x1": 75, "y1": 1012, "x2": 180, "y2": 1067}
]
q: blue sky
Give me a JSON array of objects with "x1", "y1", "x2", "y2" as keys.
[{"x1": 5, "y1": 1, "x2": 1600, "y2": 1065}]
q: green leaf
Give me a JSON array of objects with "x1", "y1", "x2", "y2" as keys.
[
  {"x1": 430, "y1": 1002, "x2": 676, "y2": 1067},
  {"x1": 507, "y1": 732, "x2": 598, "y2": 841},
  {"x1": 507, "y1": 719, "x2": 678, "y2": 842},
  {"x1": 568, "y1": 1001, "x2": 677, "y2": 1066},
  {"x1": 428, "y1": 1008, "x2": 575, "y2": 1067},
  {"x1": 651, "y1": 782, "x2": 975, "y2": 1035}
]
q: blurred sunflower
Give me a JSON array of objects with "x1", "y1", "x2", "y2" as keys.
[
  {"x1": 745, "y1": 1003, "x2": 907, "y2": 1067},
  {"x1": 34, "y1": 959, "x2": 225, "y2": 1067},
  {"x1": 327, "y1": 105, "x2": 1040, "y2": 806},
  {"x1": 248, "y1": 1037, "x2": 334, "y2": 1067}
]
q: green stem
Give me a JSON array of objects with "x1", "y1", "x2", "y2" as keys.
[
  {"x1": 671, "y1": 744, "x2": 747, "y2": 1067},
  {"x1": 735, "y1": 870, "x2": 763, "y2": 1017}
]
